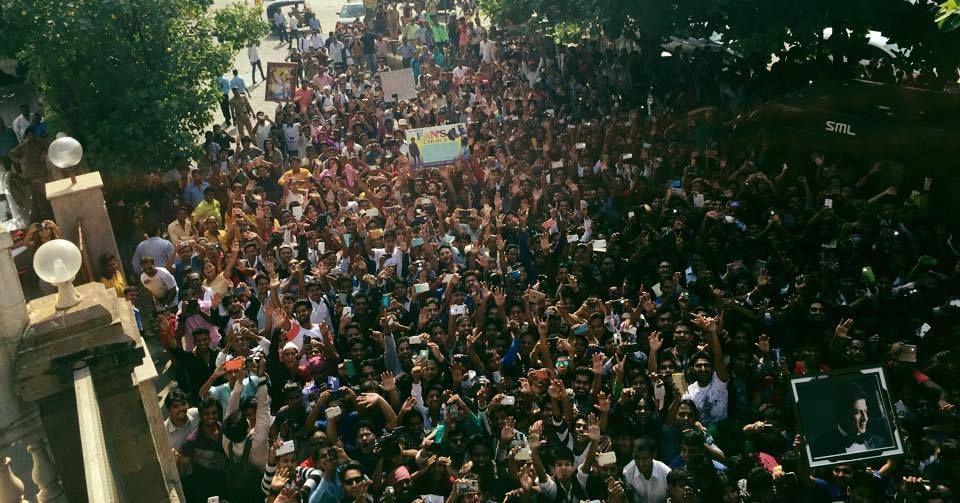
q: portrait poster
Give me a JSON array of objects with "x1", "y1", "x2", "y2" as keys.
[
  {"x1": 265, "y1": 62, "x2": 297, "y2": 102},
  {"x1": 791, "y1": 366, "x2": 904, "y2": 468},
  {"x1": 404, "y1": 123, "x2": 468, "y2": 168},
  {"x1": 379, "y1": 68, "x2": 418, "y2": 103}
]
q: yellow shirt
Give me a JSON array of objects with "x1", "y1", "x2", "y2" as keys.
[
  {"x1": 204, "y1": 273, "x2": 233, "y2": 297},
  {"x1": 278, "y1": 167, "x2": 311, "y2": 186},
  {"x1": 205, "y1": 229, "x2": 232, "y2": 250},
  {"x1": 100, "y1": 272, "x2": 127, "y2": 297},
  {"x1": 192, "y1": 199, "x2": 222, "y2": 227}
]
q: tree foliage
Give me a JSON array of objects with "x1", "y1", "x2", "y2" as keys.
[
  {"x1": 481, "y1": 0, "x2": 960, "y2": 87},
  {"x1": 0, "y1": 0, "x2": 268, "y2": 175},
  {"x1": 937, "y1": 0, "x2": 960, "y2": 31}
]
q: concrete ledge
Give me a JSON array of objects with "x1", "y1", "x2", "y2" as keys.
[{"x1": 44, "y1": 172, "x2": 104, "y2": 200}]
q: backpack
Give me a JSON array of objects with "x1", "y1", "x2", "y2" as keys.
[{"x1": 223, "y1": 437, "x2": 262, "y2": 502}]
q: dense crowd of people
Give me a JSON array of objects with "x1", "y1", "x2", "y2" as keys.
[{"x1": 78, "y1": 1, "x2": 960, "y2": 503}]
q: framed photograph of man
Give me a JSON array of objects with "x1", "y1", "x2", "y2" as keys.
[
  {"x1": 791, "y1": 367, "x2": 904, "y2": 468},
  {"x1": 265, "y1": 62, "x2": 297, "y2": 102}
]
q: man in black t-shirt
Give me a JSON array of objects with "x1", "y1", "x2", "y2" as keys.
[{"x1": 361, "y1": 30, "x2": 378, "y2": 75}]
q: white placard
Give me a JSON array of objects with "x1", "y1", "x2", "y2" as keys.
[{"x1": 379, "y1": 68, "x2": 418, "y2": 102}]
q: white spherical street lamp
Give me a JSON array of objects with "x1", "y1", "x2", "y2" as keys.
[
  {"x1": 47, "y1": 136, "x2": 83, "y2": 183},
  {"x1": 33, "y1": 239, "x2": 84, "y2": 309}
]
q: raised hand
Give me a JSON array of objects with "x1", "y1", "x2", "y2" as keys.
[
  {"x1": 547, "y1": 378, "x2": 564, "y2": 400},
  {"x1": 595, "y1": 391, "x2": 612, "y2": 413},
  {"x1": 271, "y1": 465, "x2": 290, "y2": 492},
  {"x1": 835, "y1": 318, "x2": 854, "y2": 339},
  {"x1": 500, "y1": 416, "x2": 516, "y2": 443},
  {"x1": 380, "y1": 371, "x2": 397, "y2": 392},
  {"x1": 648, "y1": 331, "x2": 663, "y2": 353},
  {"x1": 755, "y1": 334, "x2": 771, "y2": 354},
  {"x1": 591, "y1": 352, "x2": 605, "y2": 375},
  {"x1": 586, "y1": 413, "x2": 602, "y2": 442}
]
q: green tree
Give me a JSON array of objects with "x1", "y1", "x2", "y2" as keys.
[
  {"x1": 0, "y1": 0, "x2": 268, "y2": 175},
  {"x1": 936, "y1": 0, "x2": 960, "y2": 31}
]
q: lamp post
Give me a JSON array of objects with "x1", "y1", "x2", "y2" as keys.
[
  {"x1": 32, "y1": 239, "x2": 83, "y2": 310},
  {"x1": 47, "y1": 136, "x2": 83, "y2": 184}
]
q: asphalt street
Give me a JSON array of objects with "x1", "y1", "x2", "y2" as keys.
[{"x1": 213, "y1": 0, "x2": 345, "y2": 126}]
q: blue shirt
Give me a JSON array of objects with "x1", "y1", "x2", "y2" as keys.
[
  {"x1": 182, "y1": 181, "x2": 210, "y2": 208},
  {"x1": 208, "y1": 376, "x2": 260, "y2": 413},
  {"x1": 230, "y1": 75, "x2": 247, "y2": 94},
  {"x1": 308, "y1": 471, "x2": 344, "y2": 503},
  {"x1": 132, "y1": 237, "x2": 175, "y2": 275},
  {"x1": 218, "y1": 76, "x2": 231, "y2": 94}
]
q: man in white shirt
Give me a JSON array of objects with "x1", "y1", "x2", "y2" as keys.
[
  {"x1": 305, "y1": 281, "x2": 333, "y2": 327},
  {"x1": 281, "y1": 120, "x2": 301, "y2": 156},
  {"x1": 164, "y1": 389, "x2": 199, "y2": 451},
  {"x1": 274, "y1": 10, "x2": 287, "y2": 44},
  {"x1": 451, "y1": 63, "x2": 469, "y2": 87},
  {"x1": 140, "y1": 256, "x2": 179, "y2": 307},
  {"x1": 340, "y1": 134, "x2": 362, "y2": 157},
  {"x1": 369, "y1": 229, "x2": 404, "y2": 278},
  {"x1": 328, "y1": 35, "x2": 346, "y2": 68},
  {"x1": 305, "y1": 30, "x2": 324, "y2": 51},
  {"x1": 289, "y1": 299, "x2": 324, "y2": 353},
  {"x1": 166, "y1": 206, "x2": 195, "y2": 245},
  {"x1": 623, "y1": 437, "x2": 671, "y2": 503},
  {"x1": 12, "y1": 105, "x2": 30, "y2": 143},
  {"x1": 479, "y1": 32, "x2": 496, "y2": 63},
  {"x1": 249, "y1": 43, "x2": 265, "y2": 84},
  {"x1": 681, "y1": 315, "x2": 729, "y2": 426}
]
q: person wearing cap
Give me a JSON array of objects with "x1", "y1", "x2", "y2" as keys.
[{"x1": 229, "y1": 87, "x2": 256, "y2": 139}]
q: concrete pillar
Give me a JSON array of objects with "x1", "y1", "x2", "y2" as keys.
[
  {"x1": 0, "y1": 224, "x2": 28, "y2": 433},
  {"x1": 44, "y1": 172, "x2": 124, "y2": 281},
  {"x1": 15, "y1": 283, "x2": 184, "y2": 502}
]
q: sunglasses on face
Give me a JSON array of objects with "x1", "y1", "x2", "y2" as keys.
[{"x1": 344, "y1": 477, "x2": 364, "y2": 485}]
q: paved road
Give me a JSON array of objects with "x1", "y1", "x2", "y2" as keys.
[{"x1": 213, "y1": 0, "x2": 345, "y2": 129}]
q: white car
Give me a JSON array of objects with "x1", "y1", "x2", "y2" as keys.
[{"x1": 337, "y1": 2, "x2": 367, "y2": 30}]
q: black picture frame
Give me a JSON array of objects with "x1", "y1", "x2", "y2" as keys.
[{"x1": 790, "y1": 366, "x2": 904, "y2": 468}]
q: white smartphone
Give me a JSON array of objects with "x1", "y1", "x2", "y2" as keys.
[
  {"x1": 341, "y1": 306, "x2": 352, "y2": 318},
  {"x1": 292, "y1": 205, "x2": 303, "y2": 220},
  {"x1": 622, "y1": 153, "x2": 633, "y2": 160},
  {"x1": 824, "y1": 198, "x2": 833, "y2": 209},
  {"x1": 567, "y1": 234, "x2": 580, "y2": 243},
  {"x1": 450, "y1": 304, "x2": 466, "y2": 315},
  {"x1": 414, "y1": 282, "x2": 430, "y2": 294},
  {"x1": 326, "y1": 406, "x2": 342, "y2": 419},
  {"x1": 501, "y1": 396, "x2": 516, "y2": 406},
  {"x1": 409, "y1": 335, "x2": 423, "y2": 345},
  {"x1": 515, "y1": 447, "x2": 532, "y2": 461},
  {"x1": 598, "y1": 451, "x2": 617, "y2": 466},
  {"x1": 551, "y1": 160, "x2": 563, "y2": 169},
  {"x1": 575, "y1": 142, "x2": 586, "y2": 149},
  {"x1": 318, "y1": 241, "x2": 326, "y2": 254},
  {"x1": 276, "y1": 440, "x2": 296, "y2": 456}
]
